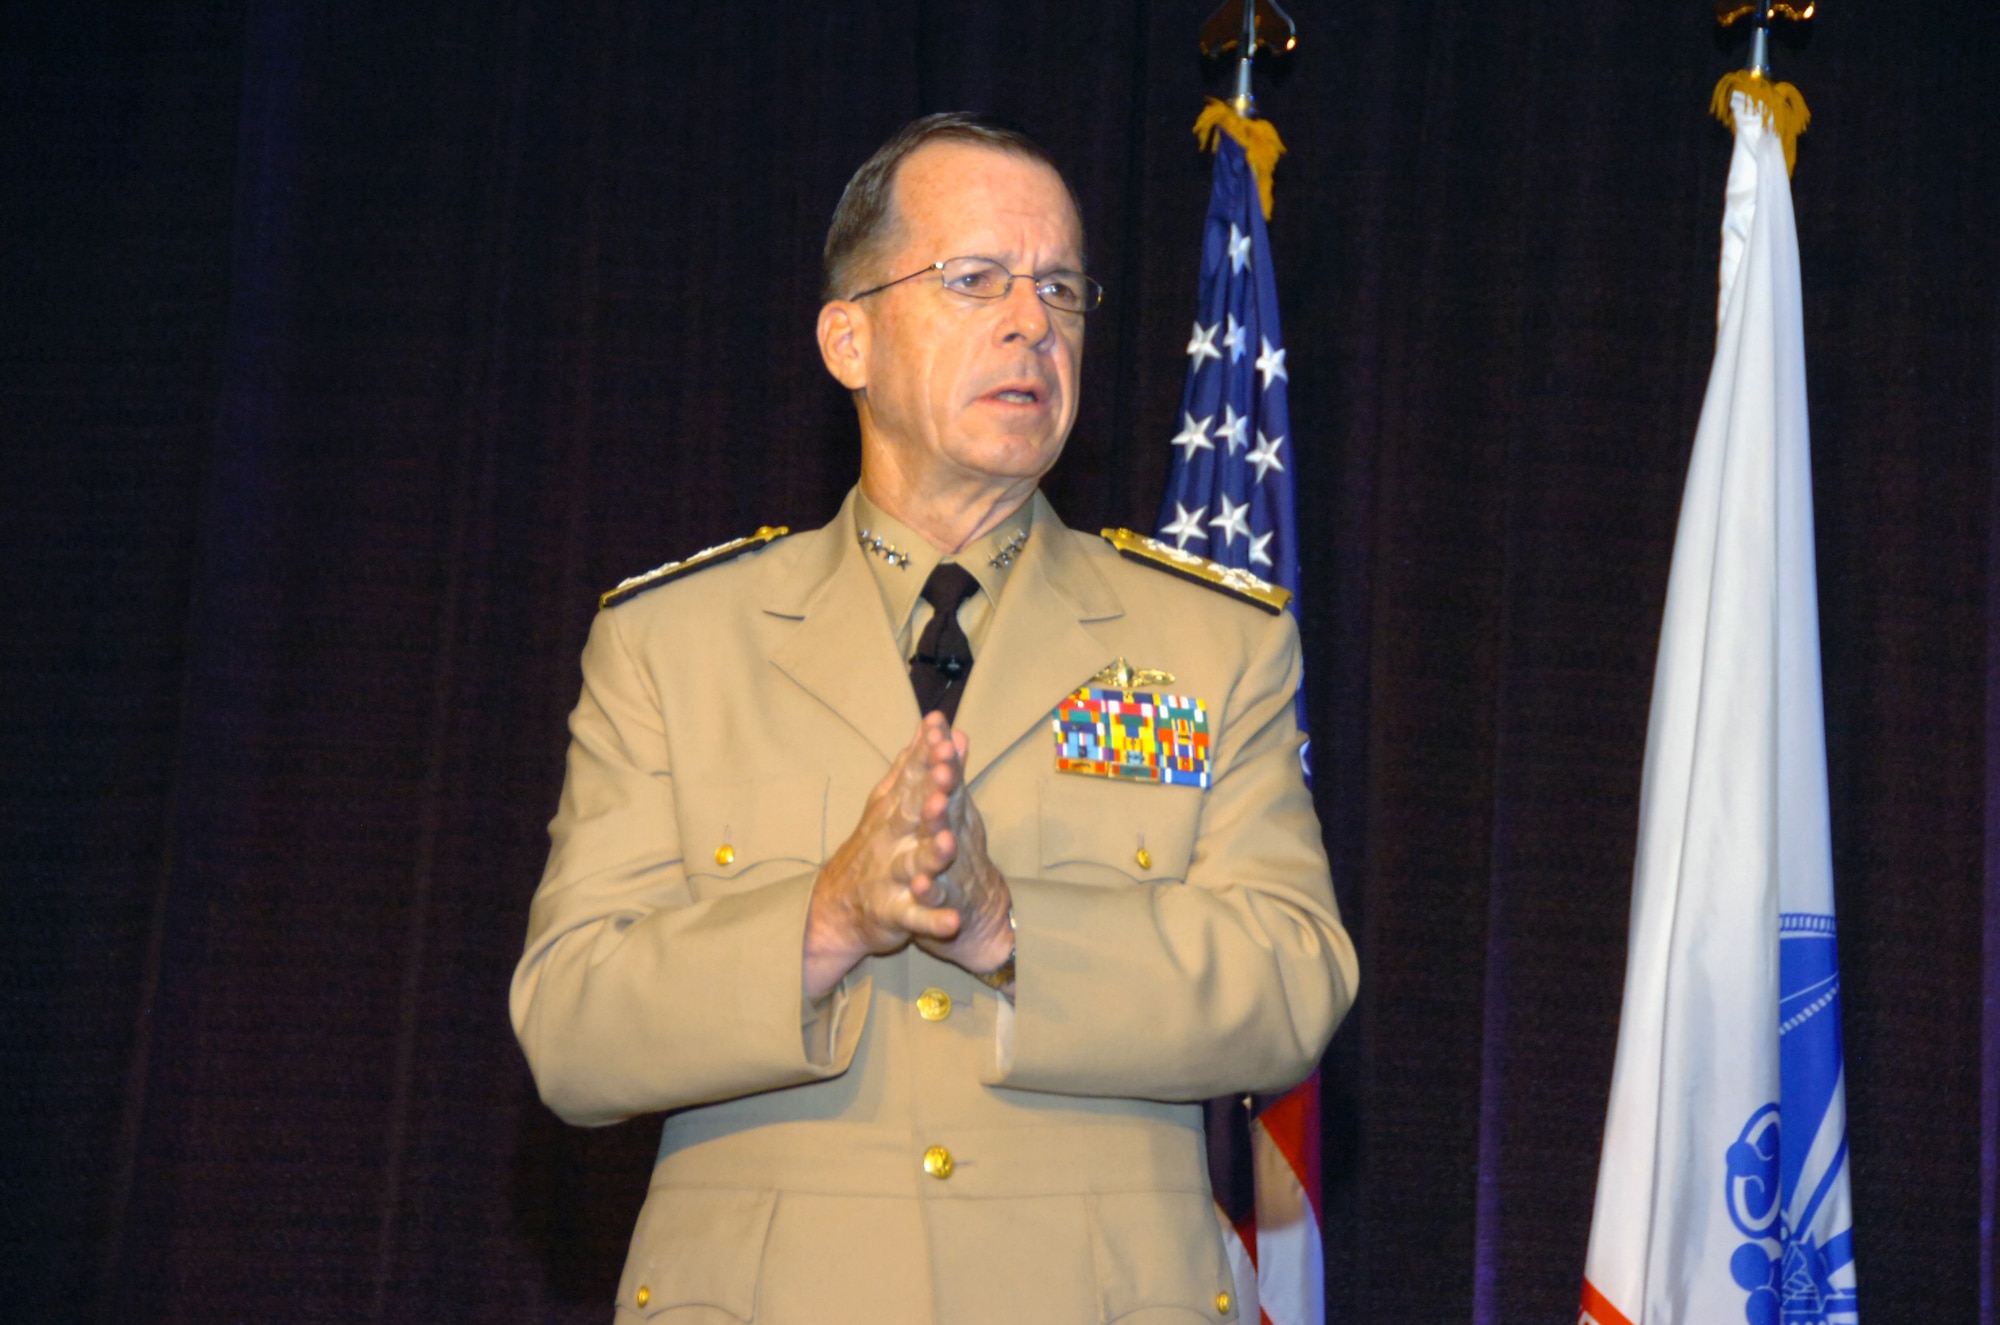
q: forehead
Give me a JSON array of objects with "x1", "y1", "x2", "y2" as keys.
[{"x1": 888, "y1": 141, "x2": 1082, "y2": 264}]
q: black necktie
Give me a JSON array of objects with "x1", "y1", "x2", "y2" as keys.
[{"x1": 910, "y1": 563, "x2": 980, "y2": 722}]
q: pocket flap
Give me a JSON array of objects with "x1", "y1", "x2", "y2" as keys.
[
  {"x1": 679, "y1": 773, "x2": 827, "y2": 883},
  {"x1": 617, "y1": 1186, "x2": 777, "y2": 1321},
  {"x1": 1039, "y1": 776, "x2": 1198, "y2": 882}
]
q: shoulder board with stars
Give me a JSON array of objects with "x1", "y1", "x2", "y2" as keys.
[
  {"x1": 599, "y1": 526, "x2": 791, "y2": 610},
  {"x1": 1098, "y1": 528, "x2": 1290, "y2": 615}
]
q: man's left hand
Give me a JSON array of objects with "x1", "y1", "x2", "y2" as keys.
[{"x1": 911, "y1": 722, "x2": 1015, "y2": 981}]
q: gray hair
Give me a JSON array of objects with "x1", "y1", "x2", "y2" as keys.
[{"x1": 821, "y1": 113, "x2": 1083, "y2": 304}]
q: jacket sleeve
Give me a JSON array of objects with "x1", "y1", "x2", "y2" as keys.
[
  {"x1": 988, "y1": 607, "x2": 1357, "y2": 1100},
  {"x1": 510, "y1": 607, "x2": 867, "y2": 1127}
]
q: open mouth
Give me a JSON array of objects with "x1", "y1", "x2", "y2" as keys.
[{"x1": 984, "y1": 381, "x2": 1047, "y2": 406}]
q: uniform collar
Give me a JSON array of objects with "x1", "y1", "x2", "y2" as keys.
[
  {"x1": 763, "y1": 487, "x2": 1120, "y2": 775},
  {"x1": 851, "y1": 486, "x2": 1035, "y2": 631}
]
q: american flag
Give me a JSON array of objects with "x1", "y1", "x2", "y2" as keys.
[{"x1": 1157, "y1": 106, "x2": 1323, "y2": 1325}]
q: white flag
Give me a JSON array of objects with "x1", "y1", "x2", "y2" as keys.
[{"x1": 1579, "y1": 85, "x2": 1858, "y2": 1325}]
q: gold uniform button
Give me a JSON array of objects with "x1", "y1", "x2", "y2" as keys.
[
  {"x1": 714, "y1": 844, "x2": 735, "y2": 866},
  {"x1": 917, "y1": 987, "x2": 952, "y2": 1020},
  {"x1": 922, "y1": 1145, "x2": 954, "y2": 1179},
  {"x1": 636, "y1": 1285, "x2": 651, "y2": 1307},
  {"x1": 1215, "y1": 1290, "x2": 1232, "y2": 1314},
  {"x1": 1134, "y1": 846, "x2": 1152, "y2": 869}
]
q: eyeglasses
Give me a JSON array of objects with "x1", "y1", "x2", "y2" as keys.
[{"x1": 847, "y1": 256, "x2": 1104, "y2": 314}]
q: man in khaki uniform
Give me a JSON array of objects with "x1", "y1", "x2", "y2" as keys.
[{"x1": 512, "y1": 114, "x2": 1357, "y2": 1325}]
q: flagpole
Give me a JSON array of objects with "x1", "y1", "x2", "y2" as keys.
[
  {"x1": 1231, "y1": 1, "x2": 1258, "y2": 115},
  {"x1": 1749, "y1": 1, "x2": 1772, "y2": 76},
  {"x1": 1179, "y1": 10, "x2": 1323, "y2": 1325}
]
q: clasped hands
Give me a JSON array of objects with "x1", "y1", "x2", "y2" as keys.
[{"x1": 803, "y1": 712, "x2": 1014, "y2": 998}]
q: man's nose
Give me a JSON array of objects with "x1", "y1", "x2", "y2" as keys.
[{"x1": 996, "y1": 276, "x2": 1055, "y2": 348}]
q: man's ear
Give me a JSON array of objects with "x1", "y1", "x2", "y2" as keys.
[{"x1": 817, "y1": 300, "x2": 870, "y2": 391}]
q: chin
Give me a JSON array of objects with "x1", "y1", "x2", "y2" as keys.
[{"x1": 950, "y1": 434, "x2": 1067, "y2": 483}]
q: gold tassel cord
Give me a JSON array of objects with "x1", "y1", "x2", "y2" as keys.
[
  {"x1": 1194, "y1": 98, "x2": 1285, "y2": 220},
  {"x1": 1710, "y1": 70, "x2": 1810, "y2": 175}
]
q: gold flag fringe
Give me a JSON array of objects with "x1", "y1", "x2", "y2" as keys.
[
  {"x1": 1194, "y1": 98, "x2": 1285, "y2": 220},
  {"x1": 1710, "y1": 70, "x2": 1810, "y2": 176}
]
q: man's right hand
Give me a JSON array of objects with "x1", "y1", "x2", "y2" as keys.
[{"x1": 802, "y1": 714, "x2": 968, "y2": 997}]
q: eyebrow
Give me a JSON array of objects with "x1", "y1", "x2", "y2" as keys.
[{"x1": 961, "y1": 252, "x2": 1087, "y2": 273}]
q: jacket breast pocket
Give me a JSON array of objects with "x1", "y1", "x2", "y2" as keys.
[
  {"x1": 614, "y1": 1186, "x2": 777, "y2": 1322},
  {"x1": 678, "y1": 773, "x2": 827, "y2": 899},
  {"x1": 1038, "y1": 775, "x2": 1200, "y2": 886}
]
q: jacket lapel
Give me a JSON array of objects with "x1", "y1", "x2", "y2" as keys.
[
  {"x1": 955, "y1": 492, "x2": 1124, "y2": 786},
  {"x1": 768, "y1": 493, "x2": 919, "y2": 766}
]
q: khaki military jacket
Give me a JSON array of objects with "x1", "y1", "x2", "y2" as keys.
[{"x1": 512, "y1": 489, "x2": 1357, "y2": 1325}]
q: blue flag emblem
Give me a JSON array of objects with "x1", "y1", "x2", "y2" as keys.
[{"x1": 1724, "y1": 913, "x2": 1858, "y2": 1325}]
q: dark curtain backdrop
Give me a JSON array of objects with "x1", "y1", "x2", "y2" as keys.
[{"x1": 4, "y1": 1, "x2": 1995, "y2": 1321}]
